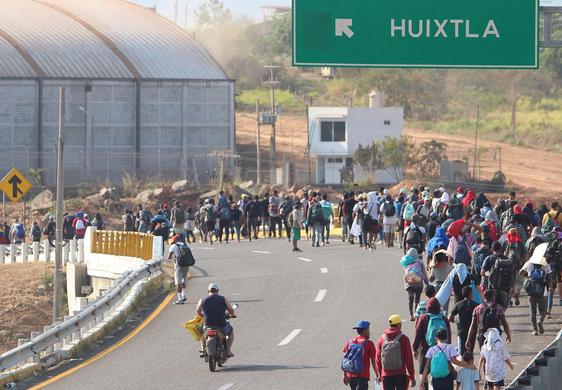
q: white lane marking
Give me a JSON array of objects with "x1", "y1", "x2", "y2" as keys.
[
  {"x1": 217, "y1": 384, "x2": 235, "y2": 390},
  {"x1": 199, "y1": 247, "x2": 215, "y2": 250},
  {"x1": 278, "y1": 329, "x2": 302, "y2": 346},
  {"x1": 320, "y1": 268, "x2": 328, "y2": 274},
  {"x1": 252, "y1": 250, "x2": 270, "y2": 254},
  {"x1": 297, "y1": 257, "x2": 312, "y2": 262},
  {"x1": 314, "y1": 289, "x2": 327, "y2": 302}
]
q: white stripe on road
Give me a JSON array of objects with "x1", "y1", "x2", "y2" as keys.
[
  {"x1": 320, "y1": 268, "x2": 328, "y2": 273},
  {"x1": 297, "y1": 257, "x2": 312, "y2": 262},
  {"x1": 278, "y1": 329, "x2": 302, "y2": 346},
  {"x1": 199, "y1": 247, "x2": 216, "y2": 250},
  {"x1": 314, "y1": 289, "x2": 327, "y2": 302},
  {"x1": 252, "y1": 250, "x2": 270, "y2": 254},
  {"x1": 217, "y1": 384, "x2": 234, "y2": 390}
]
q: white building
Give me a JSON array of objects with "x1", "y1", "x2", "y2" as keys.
[{"x1": 307, "y1": 92, "x2": 403, "y2": 185}]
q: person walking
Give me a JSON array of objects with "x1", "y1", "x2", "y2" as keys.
[
  {"x1": 381, "y1": 194, "x2": 398, "y2": 248},
  {"x1": 341, "y1": 320, "x2": 378, "y2": 390},
  {"x1": 519, "y1": 242, "x2": 552, "y2": 335},
  {"x1": 421, "y1": 329, "x2": 470, "y2": 390},
  {"x1": 288, "y1": 202, "x2": 304, "y2": 252},
  {"x1": 401, "y1": 248, "x2": 429, "y2": 321},
  {"x1": 168, "y1": 235, "x2": 193, "y2": 304},
  {"x1": 413, "y1": 298, "x2": 451, "y2": 390},
  {"x1": 268, "y1": 190, "x2": 282, "y2": 238},
  {"x1": 375, "y1": 315, "x2": 416, "y2": 389},
  {"x1": 171, "y1": 200, "x2": 187, "y2": 238},
  {"x1": 30, "y1": 221, "x2": 42, "y2": 243},
  {"x1": 465, "y1": 289, "x2": 512, "y2": 353},
  {"x1": 184, "y1": 207, "x2": 196, "y2": 243},
  {"x1": 479, "y1": 328, "x2": 514, "y2": 389},
  {"x1": 308, "y1": 195, "x2": 325, "y2": 248},
  {"x1": 320, "y1": 193, "x2": 333, "y2": 245},
  {"x1": 449, "y1": 286, "x2": 478, "y2": 355}
]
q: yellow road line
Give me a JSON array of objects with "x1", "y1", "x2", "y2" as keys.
[{"x1": 30, "y1": 292, "x2": 175, "y2": 390}]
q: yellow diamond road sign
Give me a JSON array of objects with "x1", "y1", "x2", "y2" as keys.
[{"x1": 0, "y1": 168, "x2": 32, "y2": 202}]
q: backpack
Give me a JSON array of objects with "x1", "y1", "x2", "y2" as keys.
[
  {"x1": 405, "y1": 226, "x2": 423, "y2": 250},
  {"x1": 75, "y1": 218, "x2": 86, "y2": 231},
  {"x1": 176, "y1": 244, "x2": 196, "y2": 267},
  {"x1": 248, "y1": 202, "x2": 260, "y2": 219},
  {"x1": 321, "y1": 202, "x2": 332, "y2": 221},
  {"x1": 448, "y1": 198, "x2": 464, "y2": 220},
  {"x1": 524, "y1": 264, "x2": 547, "y2": 298},
  {"x1": 489, "y1": 258, "x2": 514, "y2": 291},
  {"x1": 473, "y1": 247, "x2": 492, "y2": 278},
  {"x1": 310, "y1": 204, "x2": 324, "y2": 224},
  {"x1": 173, "y1": 208, "x2": 187, "y2": 224},
  {"x1": 384, "y1": 202, "x2": 396, "y2": 218},
  {"x1": 403, "y1": 203, "x2": 415, "y2": 221},
  {"x1": 341, "y1": 339, "x2": 367, "y2": 374},
  {"x1": 478, "y1": 303, "x2": 500, "y2": 334},
  {"x1": 430, "y1": 345, "x2": 450, "y2": 379},
  {"x1": 425, "y1": 313, "x2": 447, "y2": 347},
  {"x1": 405, "y1": 262, "x2": 424, "y2": 286},
  {"x1": 381, "y1": 333, "x2": 404, "y2": 371},
  {"x1": 15, "y1": 224, "x2": 25, "y2": 239},
  {"x1": 31, "y1": 225, "x2": 42, "y2": 241},
  {"x1": 206, "y1": 206, "x2": 216, "y2": 222},
  {"x1": 453, "y1": 237, "x2": 470, "y2": 265},
  {"x1": 141, "y1": 209, "x2": 151, "y2": 224},
  {"x1": 506, "y1": 242, "x2": 524, "y2": 269},
  {"x1": 220, "y1": 206, "x2": 231, "y2": 221}
]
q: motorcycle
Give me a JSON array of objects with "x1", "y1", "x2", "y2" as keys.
[{"x1": 204, "y1": 304, "x2": 237, "y2": 372}]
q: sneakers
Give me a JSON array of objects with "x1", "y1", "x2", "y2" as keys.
[
  {"x1": 538, "y1": 321, "x2": 544, "y2": 334},
  {"x1": 514, "y1": 298, "x2": 520, "y2": 306},
  {"x1": 532, "y1": 330, "x2": 539, "y2": 336},
  {"x1": 227, "y1": 351, "x2": 234, "y2": 358},
  {"x1": 174, "y1": 299, "x2": 186, "y2": 305}
]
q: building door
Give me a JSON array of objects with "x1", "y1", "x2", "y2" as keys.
[{"x1": 325, "y1": 157, "x2": 344, "y2": 184}]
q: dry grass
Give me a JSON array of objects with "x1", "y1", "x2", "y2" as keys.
[{"x1": 0, "y1": 262, "x2": 53, "y2": 354}]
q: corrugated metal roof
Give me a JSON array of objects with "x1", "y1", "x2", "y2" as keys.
[{"x1": 0, "y1": 0, "x2": 229, "y2": 80}]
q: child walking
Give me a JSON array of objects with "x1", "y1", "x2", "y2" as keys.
[
  {"x1": 456, "y1": 351, "x2": 480, "y2": 390},
  {"x1": 479, "y1": 328, "x2": 513, "y2": 389}
]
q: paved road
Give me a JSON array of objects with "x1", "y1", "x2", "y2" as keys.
[{"x1": 35, "y1": 238, "x2": 562, "y2": 390}]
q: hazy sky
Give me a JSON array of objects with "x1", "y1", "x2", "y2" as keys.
[{"x1": 132, "y1": 0, "x2": 291, "y2": 25}]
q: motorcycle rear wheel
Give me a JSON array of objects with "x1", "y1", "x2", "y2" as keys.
[{"x1": 208, "y1": 356, "x2": 217, "y2": 372}]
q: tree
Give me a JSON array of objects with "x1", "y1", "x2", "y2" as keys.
[
  {"x1": 194, "y1": 0, "x2": 232, "y2": 29},
  {"x1": 381, "y1": 136, "x2": 415, "y2": 183},
  {"x1": 416, "y1": 140, "x2": 447, "y2": 178}
]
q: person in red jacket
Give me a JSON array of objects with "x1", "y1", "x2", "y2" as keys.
[
  {"x1": 412, "y1": 298, "x2": 452, "y2": 390},
  {"x1": 375, "y1": 315, "x2": 416, "y2": 389},
  {"x1": 342, "y1": 320, "x2": 378, "y2": 390}
]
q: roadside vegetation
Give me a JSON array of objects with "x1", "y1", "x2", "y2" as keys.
[{"x1": 194, "y1": 0, "x2": 562, "y2": 152}]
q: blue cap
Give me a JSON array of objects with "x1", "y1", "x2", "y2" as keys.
[{"x1": 352, "y1": 320, "x2": 371, "y2": 330}]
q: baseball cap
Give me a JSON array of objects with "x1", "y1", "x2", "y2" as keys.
[
  {"x1": 208, "y1": 283, "x2": 219, "y2": 292},
  {"x1": 389, "y1": 315, "x2": 404, "y2": 326},
  {"x1": 352, "y1": 320, "x2": 371, "y2": 330}
]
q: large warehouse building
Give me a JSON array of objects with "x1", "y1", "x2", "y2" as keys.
[{"x1": 0, "y1": 0, "x2": 235, "y2": 185}]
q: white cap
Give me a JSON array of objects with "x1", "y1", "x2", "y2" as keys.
[{"x1": 208, "y1": 283, "x2": 219, "y2": 292}]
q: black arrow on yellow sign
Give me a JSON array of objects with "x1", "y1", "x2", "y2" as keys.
[{"x1": 7, "y1": 175, "x2": 23, "y2": 199}]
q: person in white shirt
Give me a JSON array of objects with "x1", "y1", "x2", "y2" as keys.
[{"x1": 168, "y1": 234, "x2": 190, "y2": 304}]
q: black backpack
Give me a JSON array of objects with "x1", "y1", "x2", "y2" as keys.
[
  {"x1": 405, "y1": 226, "x2": 422, "y2": 249},
  {"x1": 176, "y1": 244, "x2": 196, "y2": 267},
  {"x1": 125, "y1": 214, "x2": 135, "y2": 230},
  {"x1": 174, "y1": 207, "x2": 187, "y2": 224},
  {"x1": 478, "y1": 303, "x2": 500, "y2": 334},
  {"x1": 384, "y1": 202, "x2": 396, "y2": 217},
  {"x1": 248, "y1": 201, "x2": 260, "y2": 219},
  {"x1": 489, "y1": 258, "x2": 514, "y2": 291}
]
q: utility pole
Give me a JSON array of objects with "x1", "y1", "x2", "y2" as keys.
[
  {"x1": 306, "y1": 104, "x2": 312, "y2": 184},
  {"x1": 53, "y1": 87, "x2": 65, "y2": 322},
  {"x1": 256, "y1": 99, "x2": 262, "y2": 185},
  {"x1": 472, "y1": 104, "x2": 479, "y2": 182},
  {"x1": 264, "y1": 65, "x2": 280, "y2": 184}
]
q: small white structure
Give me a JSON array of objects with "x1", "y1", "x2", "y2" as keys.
[{"x1": 308, "y1": 91, "x2": 403, "y2": 185}]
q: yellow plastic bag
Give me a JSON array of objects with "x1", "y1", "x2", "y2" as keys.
[{"x1": 183, "y1": 315, "x2": 203, "y2": 341}]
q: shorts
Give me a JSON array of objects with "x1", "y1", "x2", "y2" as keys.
[
  {"x1": 173, "y1": 224, "x2": 186, "y2": 236},
  {"x1": 487, "y1": 380, "x2": 504, "y2": 387},
  {"x1": 174, "y1": 265, "x2": 189, "y2": 287},
  {"x1": 383, "y1": 223, "x2": 394, "y2": 233},
  {"x1": 206, "y1": 324, "x2": 233, "y2": 337},
  {"x1": 291, "y1": 226, "x2": 301, "y2": 241},
  {"x1": 206, "y1": 221, "x2": 215, "y2": 232}
]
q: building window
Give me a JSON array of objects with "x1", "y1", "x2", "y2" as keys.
[
  {"x1": 327, "y1": 158, "x2": 343, "y2": 163},
  {"x1": 384, "y1": 120, "x2": 391, "y2": 126},
  {"x1": 320, "y1": 121, "x2": 346, "y2": 142}
]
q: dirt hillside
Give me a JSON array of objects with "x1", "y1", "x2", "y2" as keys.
[{"x1": 236, "y1": 112, "x2": 562, "y2": 200}]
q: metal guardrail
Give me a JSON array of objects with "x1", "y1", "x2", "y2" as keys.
[
  {"x1": 0, "y1": 257, "x2": 162, "y2": 372},
  {"x1": 507, "y1": 329, "x2": 562, "y2": 390},
  {"x1": 91, "y1": 230, "x2": 153, "y2": 260}
]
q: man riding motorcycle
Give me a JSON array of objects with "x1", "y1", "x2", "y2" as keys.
[{"x1": 196, "y1": 283, "x2": 237, "y2": 358}]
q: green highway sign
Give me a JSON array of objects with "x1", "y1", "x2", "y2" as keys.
[{"x1": 293, "y1": 0, "x2": 539, "y2": 69}]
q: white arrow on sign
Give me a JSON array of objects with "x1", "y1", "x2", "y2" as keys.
[{"x1": 335, "y1": 19, "x2": 354, "y2": 38}]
